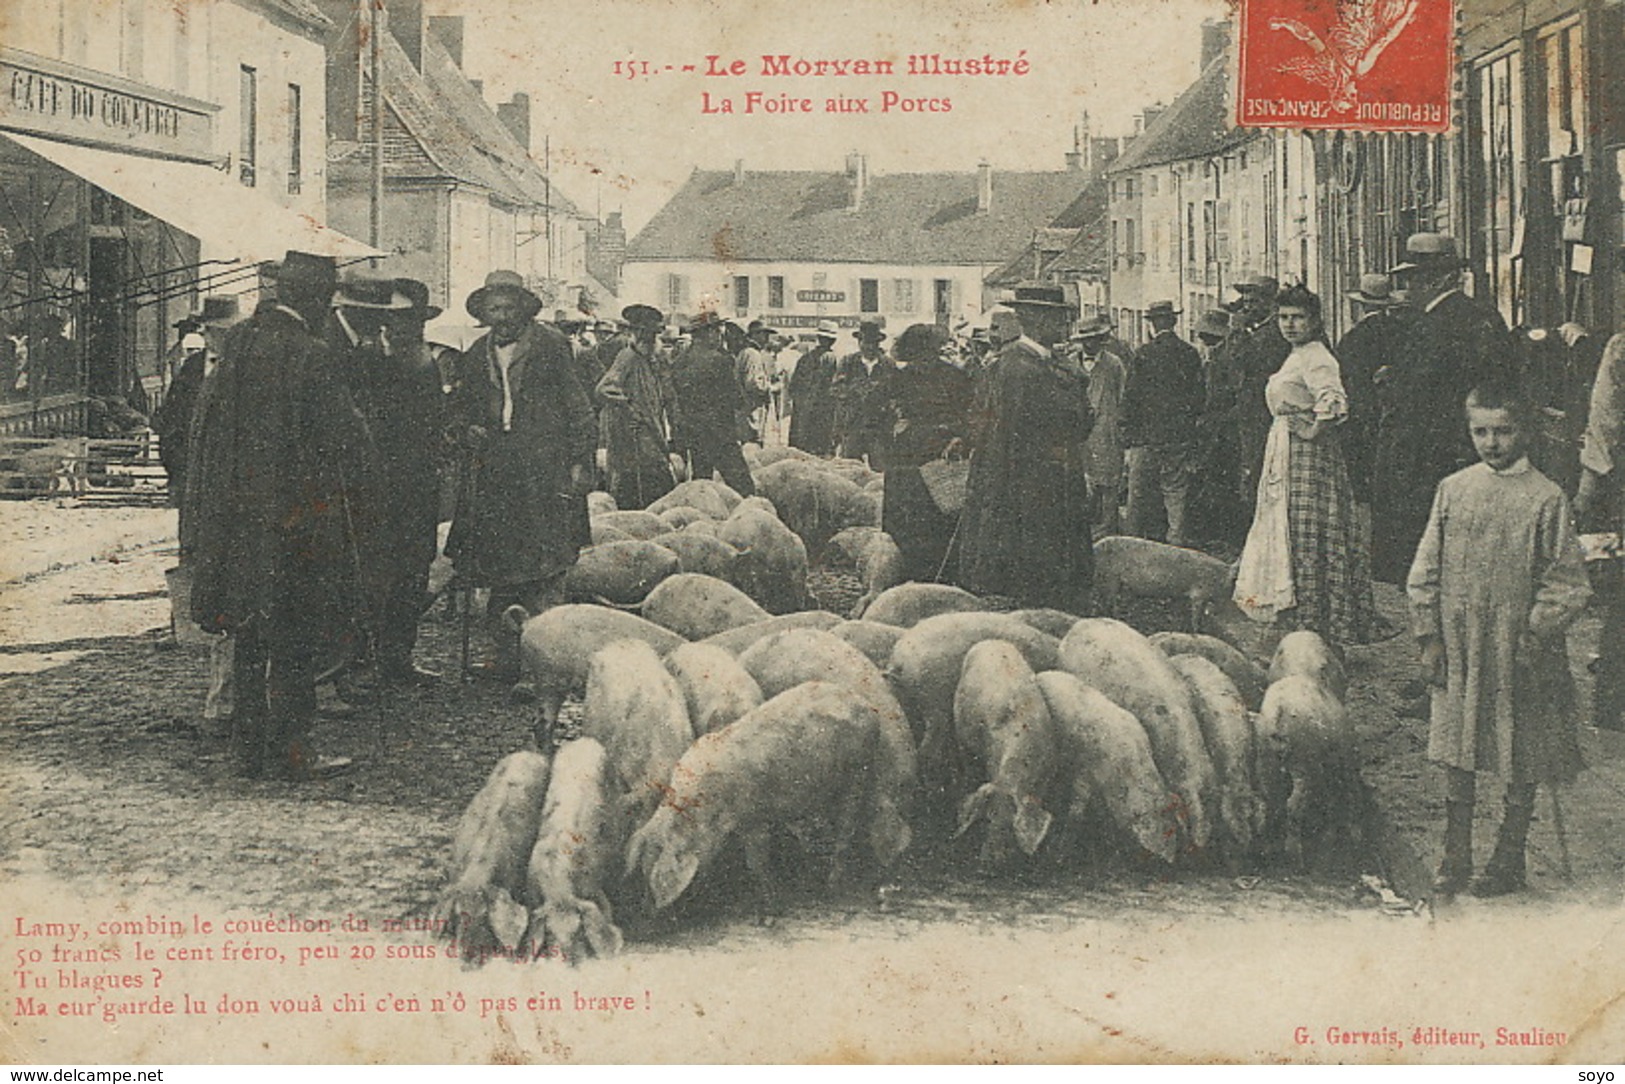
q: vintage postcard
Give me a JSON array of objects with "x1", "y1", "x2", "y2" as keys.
[{"x1": 2, "y1": 0, "x2": 1624, "y2": 1066}]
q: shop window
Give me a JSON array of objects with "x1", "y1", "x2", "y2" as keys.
[
  {"x1": 239, "y1": 66, "x2": 257, "y2": 188},
  {"x1": 1476, "y1": 49, "x2": 1525, "y2": 324}
]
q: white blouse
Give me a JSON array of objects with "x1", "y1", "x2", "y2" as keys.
[{"x1": 1264, "y1": 339, "x2": 1349, "y2": 422}]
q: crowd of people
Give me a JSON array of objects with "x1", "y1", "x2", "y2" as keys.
[{"x1": 156, "y1": 232, "x2": 1625, "y2": 899}]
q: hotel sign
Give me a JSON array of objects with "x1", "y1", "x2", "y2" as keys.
[{"x1": 1, "y1": 47, "x2": 218, "y2": 162}]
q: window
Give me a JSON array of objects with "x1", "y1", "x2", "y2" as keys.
[
  {"x1": 767, "y1": 275, "x2": 785, "y2": 309},
  {"x1": 1149, "y1": 221, "x2": 1162, "y2": 271},
  {"x1": 1124, "y1": 219, "x2": 1137, "y2": 264},
  {"x1": 859, "y1": 278, "x2": 879, "y2": 313},
  {"x1": 1149, "y1": 174, "x2": 1160, "y2": 197},
  {"x1": 892, "y1": 279, "x2": 916, "y2": 313},
  {"x1": 666, "y1": 272, "x2": 689, "y2": 312},
  {"x1": 934, "y1": 279, "x2": 952, "y2": 319},
  {"x1": 1123, "y1": 176, "x2": 1136, "y2": 200},
  {"x1": 733, "y1": 275, "x2": 750, "y2": 314},
  {"x1": 1476, "y1": 49, "x2": 1525, "y2": 324},
  {"x1": 287, "y1": 84, "x2": 303, "y2": 195},
  {"x1": 239, "y1": 66, "x2": 257, "y2": 187}
]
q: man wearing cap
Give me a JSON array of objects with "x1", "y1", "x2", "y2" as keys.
[
  {"x1": 671, "y1": 310, "x2": 756, "y2": 496},
  {"x1": 788, "y1": 321, "x2": 839, "y2": 454},
  {"x1": 447, "y1": 270, "x2": 595, "y2": 679},
  {"x1": 188, "y1": 251, "x2": 367, "y2": 781},
  {"x1": 597, "y1": 303, "x2": 681, "y2": 508},
  {"x1": 832, "y1": 318, "x2": 895, "y2": 466},
  {"x1": 738, "y1": 319, "x2": 777, "y2": 443},
  {"x1": 1226, "y1": 275, "x2": 1290, "y2": 509},
  {"x1": 960, "y1": 289, "x2": 1095, "y2": 614},
  {"x1": 343, "y1": 276, "x2": 448, "y2": 685},
  {"x1": 1335, "y1": 273, "x2": 1414, "y2": 525},
  {"x1": 1071, "y1": 316, "x2": 1127, "y2": 537},
  {"x1": 1120, "y1": 301, "x2": 1205, "y2": 548},
  {"x1": 1372, "y1": 233, "x2": 1518, "y2": 583}
]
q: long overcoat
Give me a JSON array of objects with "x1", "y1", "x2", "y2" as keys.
[{"x1": 446, "y1": 322, "x2": 594, "y2": 588}]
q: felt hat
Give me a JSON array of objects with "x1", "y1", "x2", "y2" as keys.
[
  {"x1": 1071, "y1": 314, "x2": 1112, "y2": 339},
  {"x1": 388, "y1": 278, "x2": 440, "y2": 320},
  {"x1": 747, "y1": 318, "x2": 777, "y2": 337},
  {"x1": 1388, "y1": 232, "x2": 1464, "y2": 274},
  {"x1": 1345, "y1": 272, "x2": 1399, "y2": 306},
  {"x1": 265, "y1": 250, "x2": 337, "y2": 293},
  {"x1": 687, "y1": 309, "x2": 726, "y2": 333},
  {"x1": 594, "y1": 318, "x2": 617, "y2": 334},
  {"x1": 893, "y1": 323, "x2": 948, "y2": 364},
  {"x1": 332, "y1": 272, "x2": 413, "y2": 311},
  {"x1": 1145, "y1": 300, "x2": 1181, "y2": 319},
  {"x1": 192, "y1": 296, "x2": 239, "y2": 327},
  {"x1": 622, "y1": 303, "x2": 666, "y2": 332},
  {"x1": 1003, "y1": 284, "x2": 1072, "y2": 310},
  {"x1": 1195, "y1": 309, "x2": 1232, "y2": 340},
  {"x1": 1233, "y1": 273, "x2": 1280, "y2": 297},
  {"x1": 856, "y1": 318, "x2": 887, "y2": 342},
  {"x1": 465, "y1": 270, "x2": 543, "y2": 322},
  {"x1": 814, "y1": 319, "x2": 840, "y2": 339}
]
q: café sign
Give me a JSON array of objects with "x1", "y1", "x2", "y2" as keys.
[
  {"x1": 1, "y1": 47, "x2": 218, "y2": 162},
  {"x1": 796, "y1": 289, "x2": 846, "y2": 303}
]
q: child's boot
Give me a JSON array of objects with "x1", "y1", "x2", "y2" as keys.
[
  {"x1": 1433, "y1": 800, "x2": 1474, "y2": 896},
  {"x1": 1472, "y1": 787, "x2": 1535, "y2": 897}
]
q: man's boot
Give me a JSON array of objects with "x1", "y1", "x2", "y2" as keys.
[
  {"x1": 1472, "y1": 791, "x2": 1535, "y2": 897},
  {"x1": 1433, "y1": 799, "x2": 1474, "y2": 897}
]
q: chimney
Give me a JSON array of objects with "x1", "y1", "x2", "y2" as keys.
[
  {"x1": 1065, "y1": 151, "x2": 1083, "y2": 171},
  {"x1": 497, "y1": 93, "x2": 531, "y2": 150},
  {"x1": 1140, "y1": 103, "x2": 1166, "y2": 131},
  {"x1": 1200, "y1": 19, "x2": 1231, "y2": 69},
  {"x1": 428, "y1": 16, "x2": 464, "y2": 69},
  {"x1": 390, "y1": 0, "x2": 427, "y2": 71},
  {"x1": 976, "y1": 160, "x2": 992, "y2": 213},
  {"x1": 845, "y1": 151, "x2": 868, "y2": 211},
  {"x1": 734, "y1": 158, "x2": 745, "y2": 184}
]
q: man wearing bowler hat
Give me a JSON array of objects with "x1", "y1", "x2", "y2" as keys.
[
  {"x1": 1372, "y1": 233, "x2": 1519, "y2": 582},
  {"x1": 597, "y1": 302, "x2": 681, "y2": 508},
  {"x1": 1336, "y1": 273, "x2": 1414, "y2": 526},
  {"x1": 188, "y1": 251, "x2": 366, "y2": 781},
  {"x1": 832, "y1": 317, "x2": 895, "y2": 467},
  {"x1": 1121, "y1": 300, "x2": 1204, "y2": 548},
  {"x1": 671, "y1": 309, "x2": 756, "y2": 496},
  {"x1": 447, "y1": 270, "x2": 595, "y2": 680}
]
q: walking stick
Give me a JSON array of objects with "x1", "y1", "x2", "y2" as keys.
[
  {"x1": 456, "y1": 436, "x2": 478, "y2": 685},
  {"x1": 1548, "y1": 784, "x2": 1574, "y2": 882}
]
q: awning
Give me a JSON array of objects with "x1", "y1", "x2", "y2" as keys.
[{"x1": 2, "y1": 131, "x2": 383, "y2": 262}]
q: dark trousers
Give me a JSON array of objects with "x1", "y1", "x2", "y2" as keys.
[
  {"x1": 1594, "y1": 561, "x2": 1625, "y2": 730},
  {"x1": 610, "y1": 463, "x2": 675, "y2": 510},
  {"x1": 231, "y1": 622, "x2": 319, "y2": 774},
  {"x1": 376, "y1": 556, "x2": 432, "y2": 674},
  {"x1": 690, "y1": 441, "x2": 756, "y2": 497}
]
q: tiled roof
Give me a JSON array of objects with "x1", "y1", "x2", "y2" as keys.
[
  {"x1": 1107, "y1": 53, "x2": 1253, "y2": 174},
  {"x1": 627, "y1": 168, "x2": 1090, "y2": 265},
  {"x1": 985, "y1": 174, "x2": 1109, "y2": 285}
]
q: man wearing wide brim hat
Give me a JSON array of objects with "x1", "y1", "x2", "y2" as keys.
[
  {"x1": 1335, "y1": 272, "x2": 1414, "y2": 524},
  {"x1": 788, "y1": 319, "x2": 839, "y2": 454},
  {"x1": 1220, "y1": 275, "x2": 1290, "y2": 515},
  {"x1": 1001, "y1": 285, "x2": 1076, "y2": 351},
  {"x1": 1368, "y1": 233, "x2": 1518, "y2": 584},
  {"x1": 833, "y1": 316, "x2": 895, "y2": 465},
  {"x1": 445, "y1": 271, "x2": 595, "y2": 690},
  {"x1": 596, "y1": 303, "x2": 681, "y2": 509},
  {"x1": 737, "y1": 319, "x2": 777, "y2": 443},
  {"x1": 1071, "y1": 313, "x2": 1129, "y2": 536},
  {"x1": 670, "y1": 309, "x2": 757, "y2": 497},
  {"x1": 1120, "y1": 300, "x2": 1205, "y2": 548},
  {"x1": 187, "y1": 249, "x2": 362, "y2": 781}
]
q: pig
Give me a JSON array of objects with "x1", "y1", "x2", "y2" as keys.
[
  {"x1": 1254, "y1": 674, "x2": 1359, "y2": 869},
  {"x1": 505, "y1": 603, "x2": 686, "y2": 743},
  {"x1": 590, "y1": 510, "x2": 667, "y2": 541},
  {"x1": 432, "y1": 750, "x2": 552, "y2": 963},
  {"x1": 822, "y1": 457, "x2": 880, "y2": 488},
  {"x1": 1149, "y1": 631, "x2": 1270, "y2": 711},
  {"x1": 1057, "y1": 618, "x2": 1218, "y2": 850},
  {"x1": 1267, "y1": 630, "x2": 1348, "y2": 703},
  {"x1": 524, "y1": 738, "x2": 624, "y2": 961},
  {"x1": 664, "y1": 642, "x2": 765, "y2": 737},
  {"x1": 747, "y1": 444, "x2": 819, "y2": 469},
  {"x1": 639, "y1": 572, "x2": 771, "y2": 640},
  {"x1": 1007, "y1": 608, "x2": 1083, "y2": 640},
  {"x1": 714, "y1": 508, "x2": 809, "y2": 614},
  {"x1": 952, "y1": 642, "x2": 1059, "y2": 863},
  {"x1": 739, "y1": 629, "x2": 916, "y2": 772},
  {"x1": 681, "y1": 519, "x2": 720, "y2": 538},
  {"x1": 589, "y1": 521, "x2": 637, "y2": 546},
  {"x1": 700, "y1": 611, "x2": 844, "y2": 655},
  {"x1": 1035, "y1": 671, "x2": 1181, "y2": 864},
  {"x1": 886, "y1": 612, "x2": 1061, "y2": 771},
  {"x1": 751, "y1": 458, "x2": 868, "y2": 557},
  {"x1": 1168, "y1": 655, "x2": 1264, "y2": 852},
  {"x1": 657, "y1": 506, "x2": 715, "y2": 531},
  {"x1": 580, "y1": 639, "x2": 695, "y2": 826},
  {"x1": 1092, "y1": 535, "x2": 1239, "y2": 632},
  {"x1": 646, "y1": 479, "x2": 738, "y2": 520},
  {"x1": 842, "y1": 487, "x2": 883, "y2": 529},
  {"x1": 733, "y1": 494, "x2": 779, "y2": 520},
  {"x1": 828, "y1": 526, "x2": 905, "y2": 619},
  {"x1": 561, "y1": 540, "x2": 680, "y2": 606},
  {"x1": 586, "y1": 491, "x2": 617, "y2": 517},
  {"x1": 623, "y1": 682, "x2": 913, "y2": 912},
  {"x1": 861, "y1": 583, "x2": 991, "y2": 628},
  {"x1": 649, "y1": 530, "x2": 739, "y2": 582},
  {"x1": 832, "y1": 619, "x2": 904, "y2": 669}
]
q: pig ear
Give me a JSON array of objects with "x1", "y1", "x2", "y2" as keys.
[
  {"x1": 649, "y1": 847, "x2": 700, "y2": 911},
  {"x1": 1013, "y1": 799, "x2": 1054, "y2": 856},
  {"x1": 955, "y1": 785, "x2": 994, "y2": 838}
]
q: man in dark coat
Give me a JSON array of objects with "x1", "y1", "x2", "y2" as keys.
[
  {"x1": 1188, "y1": 308, "x2": 1247, "y2": 548},
  {"x1": 1372, "y1": 233, "x2": 1519, "y2": 583},
  {"x1": 882, "y1": 322, "x2": 974, "y2": 582},
  {"x1": 1121, "y1": 300, "x2": 1205, "y2": 548},
  {"x1": 336, "y1": 275, "x2": 447, "y2": 685},
  {"x1": 1335, "y1": 273, "x2": 1414, "y2": 512},
  {"x1": 447, "y1": 271, "x2": 595, "y2": 678},
  {"x1": 959, "y1": 293, "x2": 1094, "y2": 615},
  {"x1": 832, "y1": 318, "x2": 895, "y2": 467},
  {"x1": 596, "y1": 303, "x2": 679, "y2": 509},
  {"x1": 788, "y1": 322, "x2": 838, "y2": 454},
  {"x1": 671, "y1": 310, "x2": 756, "y2": 495},
  {"x1": 1225, "y1": 275, "x2": 1291, "y2": 506},
  {"x1": 188, "y1": 251, "x2": 365, "y2": 781}
]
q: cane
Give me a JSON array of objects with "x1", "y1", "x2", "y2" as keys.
[{"x1": 456, "y1": 436, "x2": 478, "y2": 685}]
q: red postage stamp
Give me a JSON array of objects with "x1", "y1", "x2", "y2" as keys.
[{"x1": 1235, "y1": 0, "x2": 1455, "y2": 133}]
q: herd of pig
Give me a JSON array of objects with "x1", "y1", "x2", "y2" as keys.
[{"x1": 431, "y1": 452, "x2": 1362, "y2": 967}]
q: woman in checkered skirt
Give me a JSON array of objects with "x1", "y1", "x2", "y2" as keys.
[{"x1": 1233, "y1": 284, "x2": 1382, "y2": 650}]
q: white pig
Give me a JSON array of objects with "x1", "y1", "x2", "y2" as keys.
[
  {"x1": 581, "y1": 639, "x2": 695, "y2": 826},
  {"x1": 1169, "y1": 654, "x2": 1264, "y2": 852},
  {"x1": 1092, "y1": 535, "x2": 1238, "y2": 632},
  {"x1": 524, "y1": 738, "x2": 624, "y2": 961},
  {"x1": 952, "y1": 642, "x2": 1059, "y2": 863},
  {"x1": 1267, "y1": 630, "x2": 1348, "y2": 703},
  {"x1": 664, "y1": 642, "x2": 765, "y2": 737},
  {"x1": 1255, "y1": 674, "x2": 1359, "y2": 869}
]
